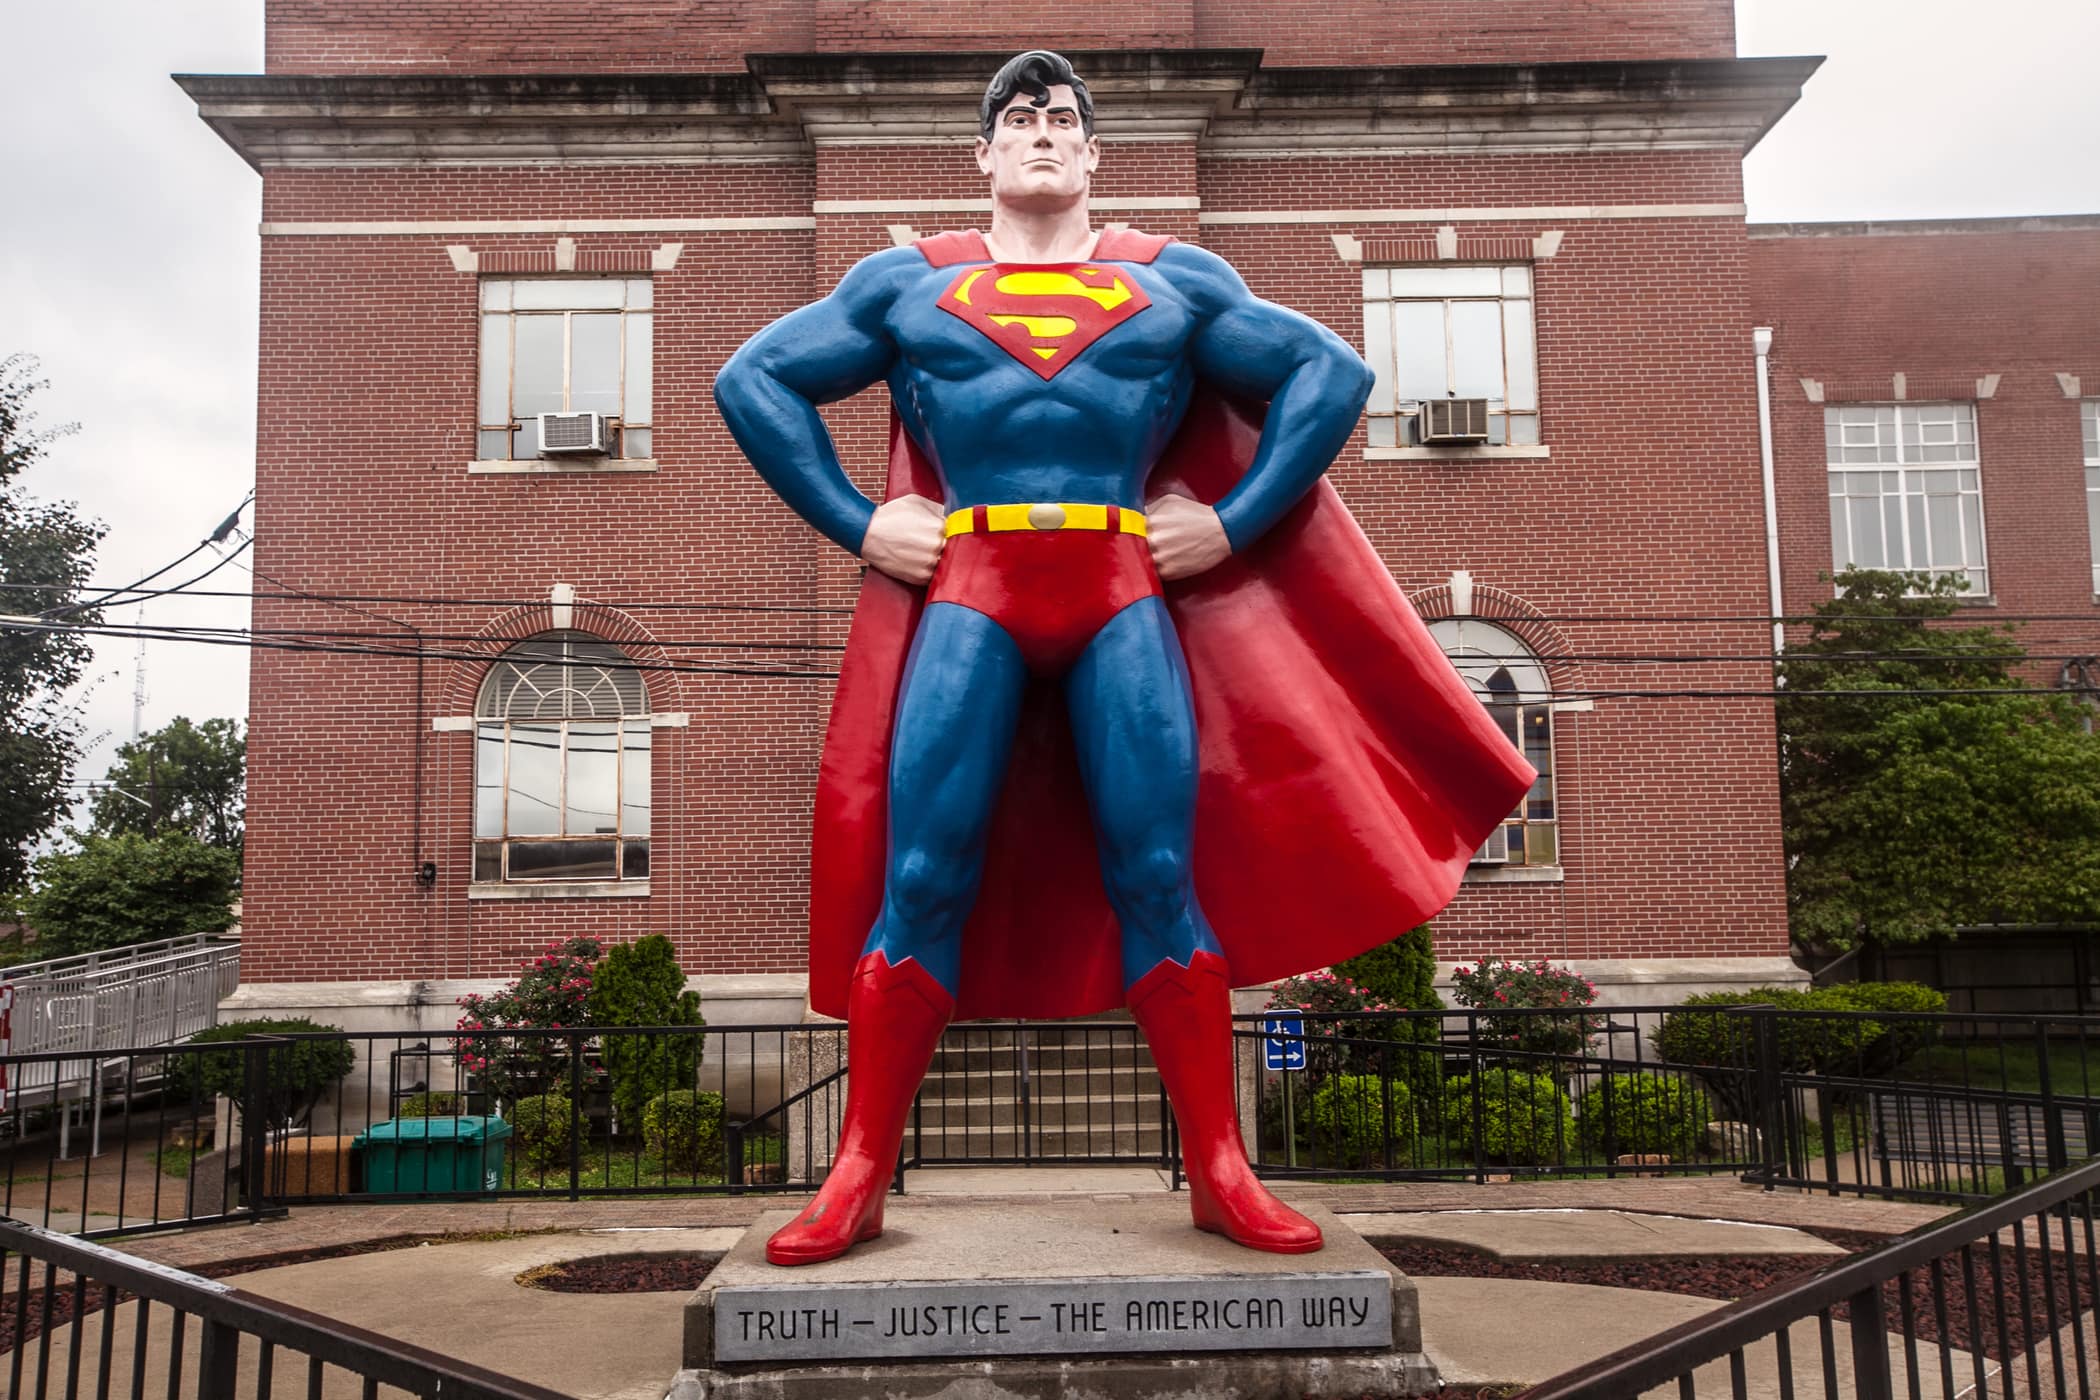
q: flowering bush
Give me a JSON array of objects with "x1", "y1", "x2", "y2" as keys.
[
  {"x1": 455, "y1": 936, "x2": 602, "y2": 1108},
  {"x1": 1267, "y1": 968, "x2": 1407, "y2": 1078},
  {"x1": 1448, "y1": 955, "x2": 1605, "y2": 1059}
]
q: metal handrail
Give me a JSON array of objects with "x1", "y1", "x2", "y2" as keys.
[
  {"x1": 0, "y1": 1215, "x2": 576, "y2": 1400},
  {"x1": 1518, "y1": 1153, "x2": 2100, "y2": 1400}
]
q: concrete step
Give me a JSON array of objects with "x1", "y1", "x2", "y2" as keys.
[{"x1": 910, "y1": 1091, "x2": 1169, "y2": 1131}]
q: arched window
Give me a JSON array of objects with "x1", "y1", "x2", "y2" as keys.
[
  {"x1": 1428, "y1": 618, "x2": 1556, "y2": 867},
  {"x1": 474, "y1": 630, "x2": 651, "y2": 884}
]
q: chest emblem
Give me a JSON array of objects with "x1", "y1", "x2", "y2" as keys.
[{"x1": 935, "y1": 264, "x2": 1153, "y2": 381}]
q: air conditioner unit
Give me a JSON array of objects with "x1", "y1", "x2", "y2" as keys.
[
  {"x1": 538, "y1": 411, "x2": 612, "y2": 456},
  {"x1": 1421, "y1": 398, "x2": 1491, "y2": 444},
  {"x1": 1472, "y1": 824, "x2": 1511, "y2": 865}
]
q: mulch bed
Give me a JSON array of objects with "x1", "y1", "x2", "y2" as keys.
[{"x1": 517, "y1": 1251, "x2": 718, "y2": 1294}]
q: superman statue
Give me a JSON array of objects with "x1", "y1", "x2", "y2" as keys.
[{"x1": 715, "y1": 50, "x2": 1535, "y2": 1267}]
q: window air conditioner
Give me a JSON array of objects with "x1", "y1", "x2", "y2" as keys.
[
  {"x1": 1472, "y1": 824, "x2": 1511, "y2": 865},
  {"x1": 1421, "y1": 398, "x2": 1491, "y2": 444},
  {"x1": 538, "y1": 411, "x2": 612, "y2": 456}
]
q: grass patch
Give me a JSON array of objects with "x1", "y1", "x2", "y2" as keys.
[
  {"x1": 1900, "y1": 1040, "x2": 2100, "y2": 1098},
  {"x1": 154, "y1": 1144, "x2": 200, "y2": 1179}
]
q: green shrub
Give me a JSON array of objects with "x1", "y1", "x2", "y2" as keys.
[
  {"x1": 397, "y1": 1092, "x2": 466, "y2": 1119},
  {"x1": 589, "y1": 935, "x2": 706, "y2": 1133},
  {"x1": 1577, "y1": 1073, "x2": 1711, "y2": 1159},
  {"x1": 1336, "y1": 925, "x2": 1443, "y2": 1013},
  {"x1": 1441, "y1": 1068, "x2": 1572, "y2": 1166},
  {"x1": 509, "y1": 1093, "x2": 573, "y2": 1174},
  {"x1": 1820, "y1": 982, "x2": 1947, "y2": 1069},
  {"x1": 1306, "y1": 1074, "x2": 1412, "y2": 1168},
  {"x1": 643, "y1": 1090, "x2": 725, "y2": 1174},
  {"x1": 164, "y1": 1019, "x2": 355, "y2": 1129}
]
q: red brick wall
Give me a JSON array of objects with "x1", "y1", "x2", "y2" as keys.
[
  {"x1": 263, "y1": 0, "x2": 1732, "y2": 74},
  {"x1": 240, "y1": 125, "x2": 1791, "y2": 982},
  {"x1": 1750, "y1": 222, "x2": 2100, "y2": 679}
]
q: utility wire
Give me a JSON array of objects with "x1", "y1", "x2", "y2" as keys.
[{"x1": 39, "y1": 493, "x2": 254, "y2": 619}]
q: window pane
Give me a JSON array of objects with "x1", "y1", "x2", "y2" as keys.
[
  {"x1": 623, "y1": 840, "x2": 650, "y2": 880},
  {"x1": 623, "y1": 427, "x2": 652, "y2": 458},
  {"x1": 1503, "y1": 299, "x2": 1537, "y2": 412},
  {"x1": 1847, "y1": 497, "x2": 1884, "y2": 567},
  {"x1": 569, "y1": 314, "x2": 622, "y2": 416},
  {"x1": 1926, "y1": 493, "x2": 1960, "y2": 567},
  {"x1": 480, "y1": 280, "x2": 512, "y2": 311},
  {"x1": 624, "y1": 313, "x2": 653, "y2": 425},
  {"x1": 475, "y1": 724, "x2": 505, "y2": 838},
  {"x1": 1392, "y1": 300, "x2": 1446, "y2": 401},
  {"x1": 1508, "y1": 413, "x2": 1540, "y2": 446},
  {"x1": 1360, "y1": 268, "x2": 1389, "y2": 299},
  {"x1": 1961, "y1": 497, "x2": 1983, "y2": 566},
  {"x1": 565, "y1": 721, "x2": 620, "y2": 836},
  {"x1": 1905, "y1": 495, "x2": 1928, "y2": 569},
  {"x1": 473, "y1": 841, "x2": 502, "y2": 883},
  {"x1": 1449, "y1": 300, "x2": 1504, "y2": 400},
  {"x1": 1525, "y1": 823, "x2": 1557, "y2": 866},
  {"x1": 513, "y1": 278, "x2": 624, "y2": 310},
  {"x1": 622, "y1": 721, "x2": 651, "y2": 839},
  {"x1": 1828, "y1": 496, "x2": 1847, "y2": 567},
  {"x1": 477, "y1": 429, "x2": 511, "y2": 461},
  {"x1": 1502, "y1": 266, "x2": 1532, "y2": 297},
  {"x1": 478, "y1": 315, "x2": 510, "y2": 426},
  {"x1": 506, "y1": 722, "x2": 563, "y2": 836},
  {"x1": 513, "y1": 315, "x2": 565, "y2": 418},
  {"x1": 1389, "y1": 267, "x2": 1499, "y2": 297},
  {"x1": 507, "y1": 840, "x2": 617, "y2": 881},
  {"x1": 626, "y1": 278, "x2": 653, "y2": 310},
  {"x1": 1361, "y1": 301, "x2": 1395, "y2": 414}
]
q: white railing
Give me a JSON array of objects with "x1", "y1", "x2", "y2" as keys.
[{"x1": 2, "y1": 933, "x2": 242, "y2": 1109}]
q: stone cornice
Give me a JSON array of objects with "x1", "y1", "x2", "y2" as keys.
[{"x1": 177, "y1": 53, "x2": 1822, "y2": 169}]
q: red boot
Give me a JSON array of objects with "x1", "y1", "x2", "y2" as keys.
[
  {"x1": 765, "y1": 951, "x2": 952, "y2": 1266},
  {"x1": 1130, "y1": 951, "x2": 1323, "y2": 1254}
]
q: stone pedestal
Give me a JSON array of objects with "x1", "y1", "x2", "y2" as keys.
[{"x1": 672, "y1": 1197, "x2": 1436, "y2": 1399}]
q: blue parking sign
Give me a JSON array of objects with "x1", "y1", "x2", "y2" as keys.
[{"x1": 1261, "y1": 1015, "x2": 1306, "y2": 1071}]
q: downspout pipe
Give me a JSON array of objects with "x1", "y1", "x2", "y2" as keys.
[{"x1": 1754, "y1": 326, "x2": 1784, "y2": 664}]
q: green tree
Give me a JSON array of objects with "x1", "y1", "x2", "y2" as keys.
[
  {"x1": 1779, "y1": 569, "x2": 2100, "y2": 949},
  {"x1": 0, "y1": 356, "x2": 101, "y2": 898},
  {"x1": 20, "y1": 831, "x2": 238, "y2": 957},
  {"x1": 1336, "y1": 924, "x2": 1443, "y2": 1012},
  {"x1": 587, "y1": 934, "x2": 705, "y2": 1132},
  {"x1": 88, "y1": 717, "x2": 245, "y2": 863}
]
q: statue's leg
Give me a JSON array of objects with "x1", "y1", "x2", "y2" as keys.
[
  {"x1": 1066, "y1": 596, "x2": 1323, "y2": 1254},
  {"x1": 767, "y1": 602, "x2": 1027, "y2": 1266}
]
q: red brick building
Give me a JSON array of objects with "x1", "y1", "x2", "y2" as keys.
[
  {"x1": 1751, "y1": 216, "x2": 2100, "y2": 678},
  {"x1": 185, "y1": 0, "x2": 1826, "y2": 1031}
]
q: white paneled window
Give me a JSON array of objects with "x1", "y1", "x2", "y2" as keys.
[
  {"x1": 2084, "y1": 400, "x2": 2100, "y2": 594},
  {"x1": 474, "y1": 631, "x2": 652, "y2": 884},
  {"x1": 1361, "y1": 265, "x2": 1539, "y2": 448},
  {"x1": 478, "y1": 278, "x2": 654, "y2": 460},
  {"x1": 1825, "y1": 403, "x2": 1989, "y2": 596},
  {"x1": 1429, "y1": 619, "x2": 1557, "y2": 868}
]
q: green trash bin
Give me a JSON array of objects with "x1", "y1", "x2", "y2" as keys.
[{"x1": 355, "y1": 1116, "x2": 513, "y2": 1195}]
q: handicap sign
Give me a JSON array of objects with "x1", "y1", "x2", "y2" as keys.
[{"x1": 1260, "y1": 1015, "x2": 1306, "y2": 1072}]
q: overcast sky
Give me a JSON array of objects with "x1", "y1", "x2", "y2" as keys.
[{"x1": 1, "y1": 0, "x2": 2096, "y2": 812}]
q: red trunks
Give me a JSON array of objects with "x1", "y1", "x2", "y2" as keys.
[{"x1": 927, "y1": 527, "x2": 1162, "y2": 676}]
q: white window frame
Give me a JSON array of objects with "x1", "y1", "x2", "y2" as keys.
[
  {"x1": 2083, "y1": 399, "x2": 2100, "y2": 595},
  {"x1": 477, "y1": 278, "x2": 654, "y2": 462},
  {"x1": 1825, "y1": 402, "x2": 1990, "y2": 597},
  {"x1": 1428, "y1": 618, "x2": 1558, "y2": 868},
  {"x1": 473, "y1": 631, "x2": 652, "y2": 886},
  {"x1": 1361, "y1": 264, "x2": 1540, "y2": 451}
]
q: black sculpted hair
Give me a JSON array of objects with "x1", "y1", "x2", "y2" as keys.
[{"x1": 979, "y1": 50, "x2": 1094, "y2": 140}]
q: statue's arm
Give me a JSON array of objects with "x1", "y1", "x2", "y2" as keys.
[
  {"x1": 1171, "y1": 244, "x2": 1375, "y2": 552},
  {"x1": 713, "y1": 246, "x2": 920, "y2": 555}
]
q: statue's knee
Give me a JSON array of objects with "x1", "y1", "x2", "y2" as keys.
[
  {"x1": 1108, "y1": 845, "x2": 1193, "y2": 933},
  {"x1": 885, "y1": 846, "x2": 974, "y2": 935}
]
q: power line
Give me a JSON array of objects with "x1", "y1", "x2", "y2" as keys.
[{"x1": 39, "y1": 493, "x2": 254, "y2": 619}]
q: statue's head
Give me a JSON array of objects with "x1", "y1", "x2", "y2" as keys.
[{"x1": 976, "y1": 50, "x2": 1098, "y2": 211}]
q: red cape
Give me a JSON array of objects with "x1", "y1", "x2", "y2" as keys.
[{"x1": 807, "y1": 232, "x2": 1537, "y2": 1020}]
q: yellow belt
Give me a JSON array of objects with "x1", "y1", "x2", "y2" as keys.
[{"x1": 943, "y1": 503, "x2": 1150, "y2": 538}]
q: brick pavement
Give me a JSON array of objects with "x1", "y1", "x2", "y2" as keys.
[{"x1": 115, "y1": 1173, "x2": 1949, "y2": 1275}]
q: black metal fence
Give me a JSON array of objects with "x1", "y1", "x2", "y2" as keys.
[
  {"x1": 4, "y1": 1004, "x2": 2098, "y2": 1238},
  {"x1": 0, "y1": 1214, "x2": 577, "y2": 1400},
  {"x1": 1519, "y1": 1152, "x2": 2100, "y2": 1400}
]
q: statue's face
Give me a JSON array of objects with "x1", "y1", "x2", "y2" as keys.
[{"x1": 976, "y1": 83, "x2": 1098, "y2": 212}]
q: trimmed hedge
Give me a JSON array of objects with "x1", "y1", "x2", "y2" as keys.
[
  {"x1": 1441, "y1": 1068, "x2": 1572, "y2": 1166},
  {"x1": 643, "y1": 1090, "x2": 725, "y2": 1175},
  {"x1": 164, "y1": 1018, "x2": 356, "y2": 1129},
  {"x1": 510, "y1": 1093, "x2": 573, "y2": 1174},
  {"x1": 397, "y1": 1092, "x2": 467, "y2": 1119},
  {"x1": 1577, "y1": 1073, "x2": 1711, "y2": 1160},
  {"x1": 1306, "y1": 1075, "x2": 1413, "y2": 1169}
]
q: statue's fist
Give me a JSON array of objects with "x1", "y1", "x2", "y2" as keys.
[
  {"x1": 860, "y1": 494, "x2": 948, "y2": 585},
  {"x1": 1145, "y1": 493, "x2": 1231, "y2": 581}
]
